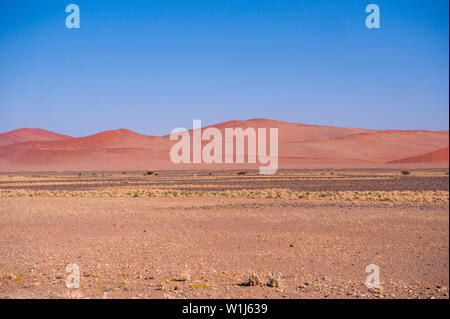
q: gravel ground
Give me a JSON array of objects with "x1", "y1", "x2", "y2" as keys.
[
  {"x1": 0, "y1": 170, "x2": 448, "y2": 192},
  {"x1": 0, "y1": 196, "x2": 448, "y2": 299}
]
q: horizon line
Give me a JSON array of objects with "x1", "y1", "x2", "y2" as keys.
[{"x1": 1, "y1": 117, "x2": 449, "y2": 138}]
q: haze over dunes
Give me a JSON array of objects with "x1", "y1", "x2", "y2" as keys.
[{"x1": 0, "y1": 119, "x2": 448, "y2": 172}]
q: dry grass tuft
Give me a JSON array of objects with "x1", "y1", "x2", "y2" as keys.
[
  {"x1": 265, "y1": 274, "x2": 283, "y2": 288},
  {"x1": 241, "y1": 273, "x2": 283, "y2": 288},
  {"x1": 242, "y1": 273, "x2": 264, "y2": 286}
]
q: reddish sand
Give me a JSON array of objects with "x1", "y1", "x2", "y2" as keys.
[
  {"x1": 0, "y1": 195, "x2": 448, "y2": 299},
  {"x1": 0, "y1": 128, "x2": 72, "y2": 147},
  {"x1": 388, "y1": 147, "x2": 449, "y2": 164},
  {"x1": 0, "y1": 119, "x2": 448, "y2": 171}
]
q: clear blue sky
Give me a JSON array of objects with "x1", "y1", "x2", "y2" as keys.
[{"x1": 0, "y1": 0, "x2": 448, "y2": 136}]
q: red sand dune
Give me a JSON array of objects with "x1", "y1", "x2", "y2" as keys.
[
  {"x1": 387, "y1": 147, "x2": 449, "y2": 164},
  {"x1": 180, "y1": 119, "x2": 371, "y2": 143},
  {"x1": 0, "y1": 119, "x2": 448, "y2": 171},
  {"x1": 0, "y1": 128, "x2": 72, "y2": 147}
]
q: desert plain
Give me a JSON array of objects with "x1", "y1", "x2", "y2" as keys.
[{"x1": 0, "y1": 169, "x2": 448, "y2": 299}]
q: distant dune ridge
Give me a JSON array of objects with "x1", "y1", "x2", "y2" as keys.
[
  {"x1": 0, "y1": 128, "x2": 72, "y2": 147},
  {"x1": 0, "y1": 119, "x2": 448, "y2": 171}
]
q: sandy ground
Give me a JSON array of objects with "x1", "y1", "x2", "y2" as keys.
[{"x1": 0, "y1": 187, "x2": 448, "y2": 299}]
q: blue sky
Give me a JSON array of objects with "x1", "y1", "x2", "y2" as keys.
[{"x1": 0, "y1": 0, "x2": 448, "y2": 136}]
